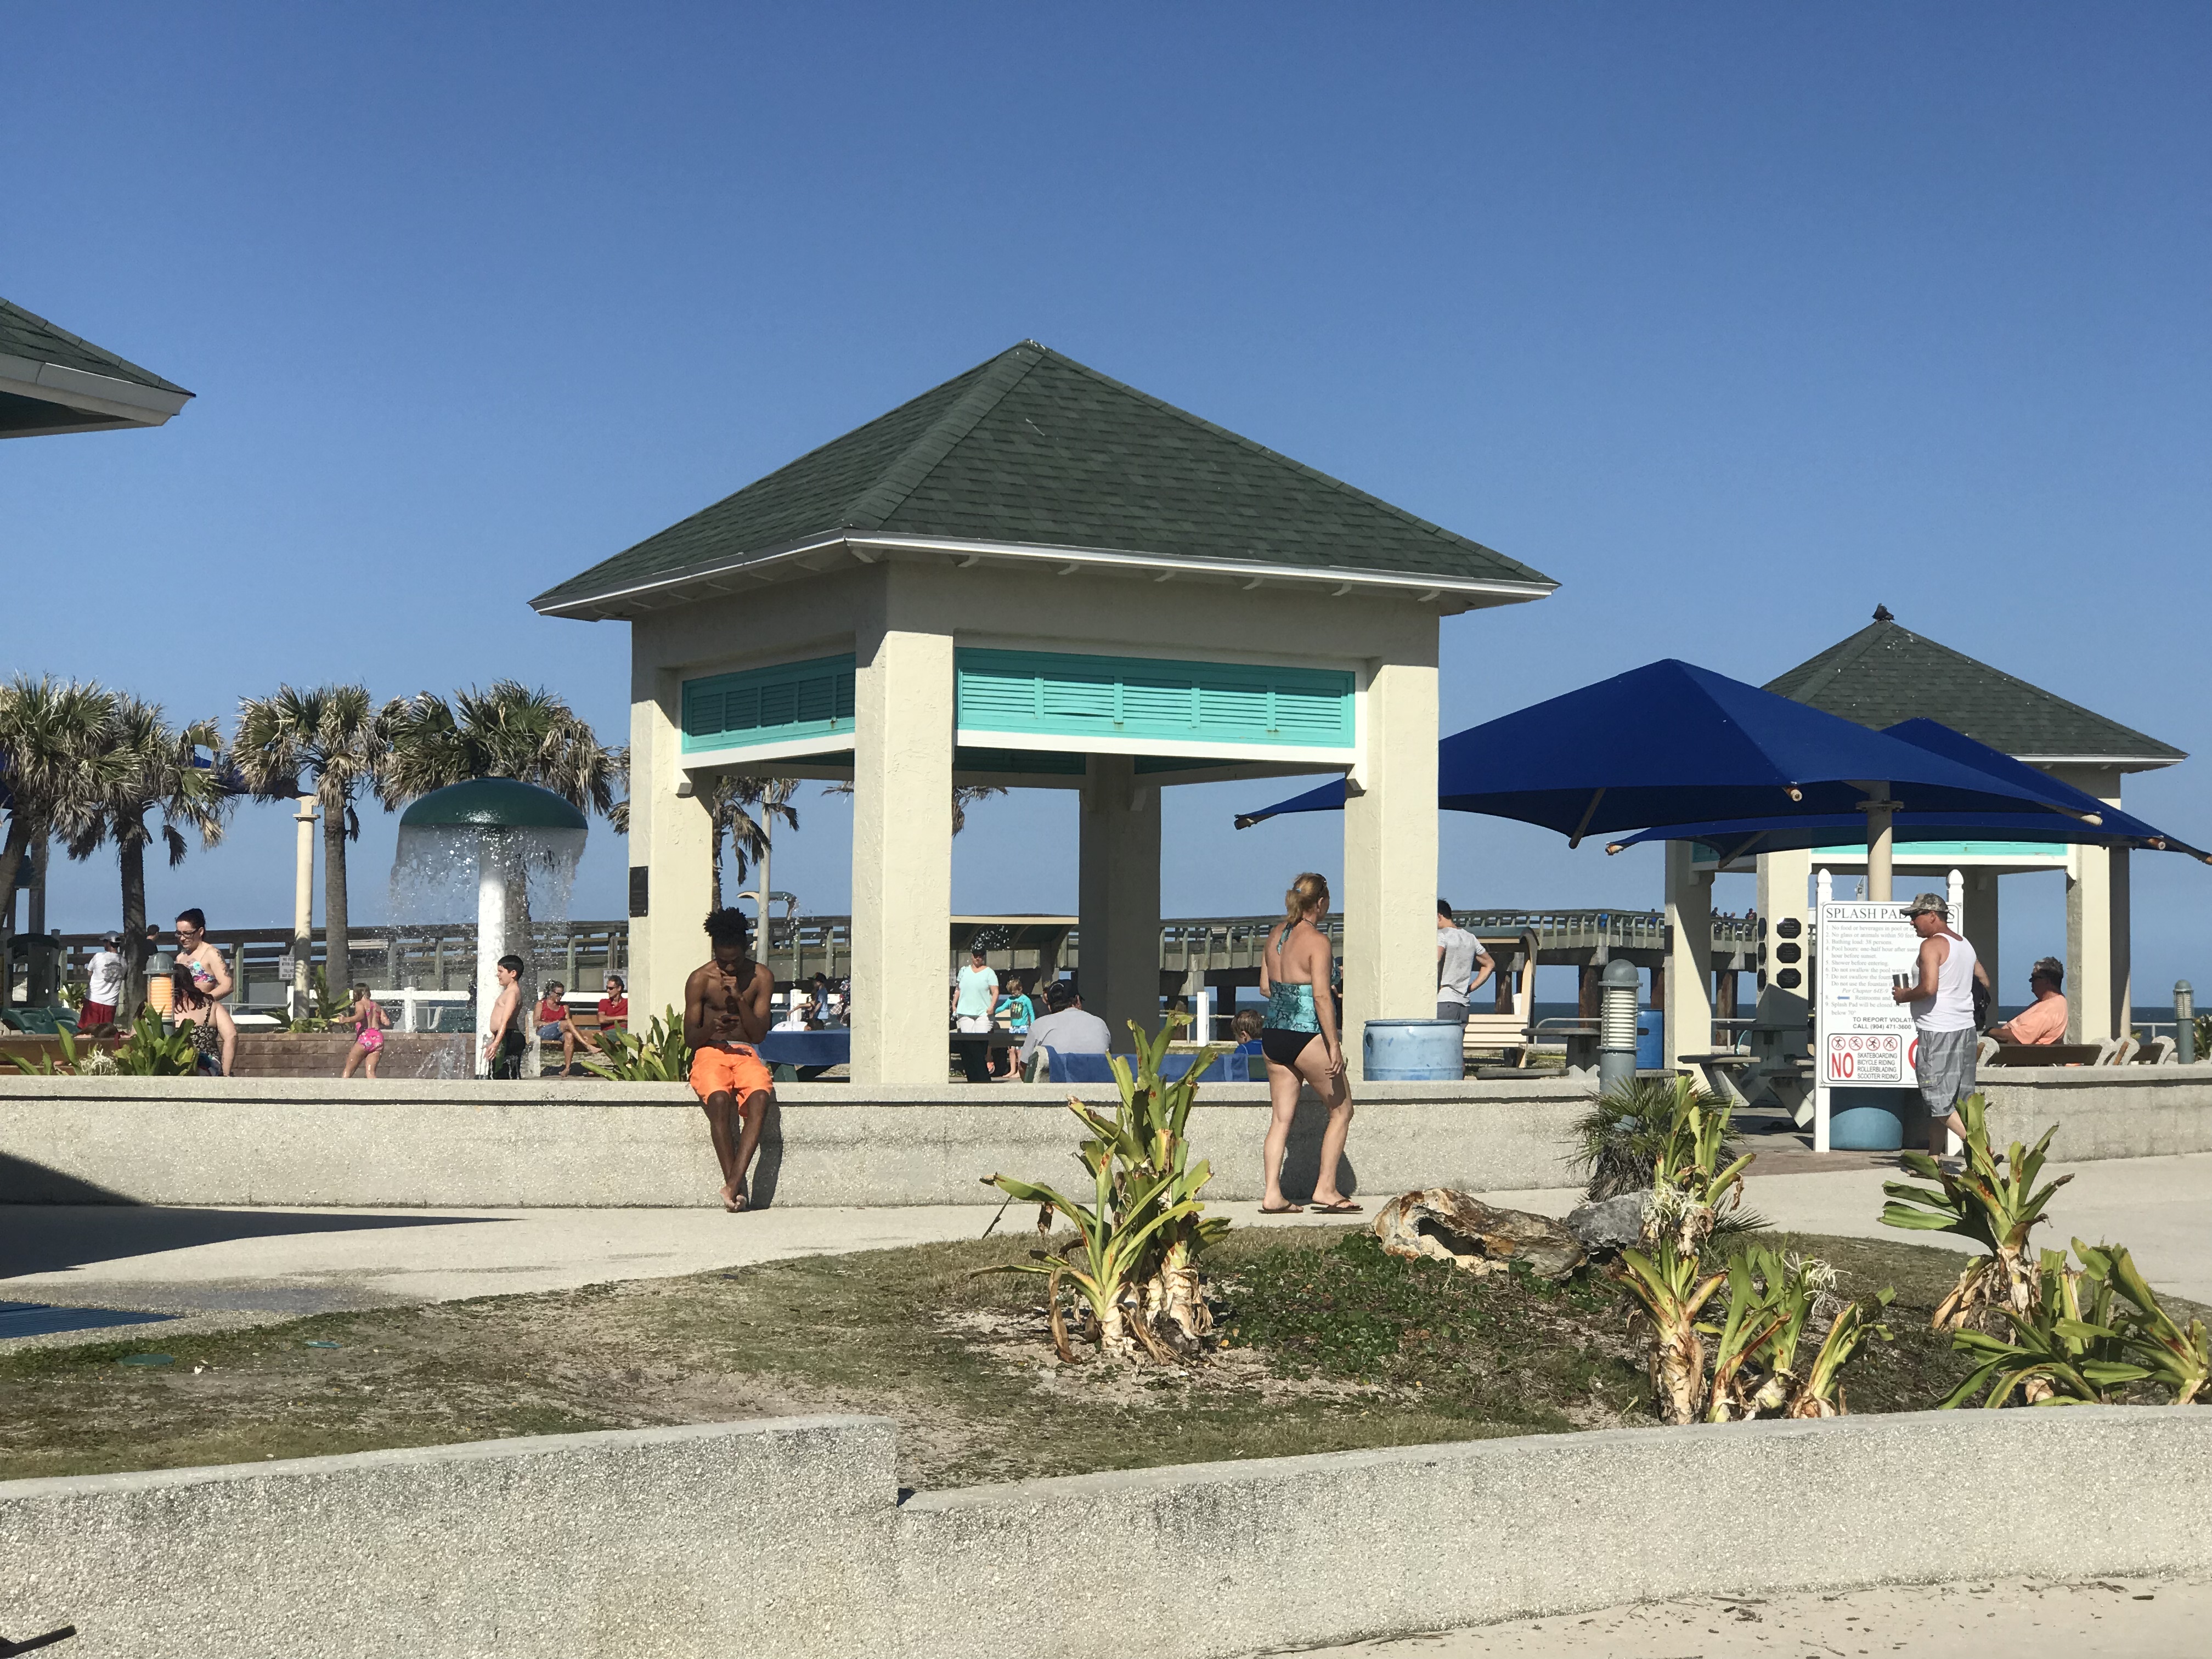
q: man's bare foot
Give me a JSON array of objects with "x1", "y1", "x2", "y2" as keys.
[{"x1": 720, "y1": 1180, "x2": 746, "y2": 1213}]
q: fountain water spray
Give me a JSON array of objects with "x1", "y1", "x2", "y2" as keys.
[{"x1": 390, "y1": 779, "x2": 587, "y2": 1076}]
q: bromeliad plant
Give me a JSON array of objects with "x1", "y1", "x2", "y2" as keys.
[
  {"x1": 1880, "y1": 1092, "x2": 2069, "y2": 1332},
  {"x1": 1705, "y1": 1245, "x2": 1893, "y2": 1421},
  {"x1": 1942, "y1": 1239, "x2": 2211, "y2": 1409},
  {"x1": 982, "y1": 1014, "x2": 1229, "y2": 1363},
  {"x1": 581, "y1": 1008, "x2": 693, "y2": 1083}
]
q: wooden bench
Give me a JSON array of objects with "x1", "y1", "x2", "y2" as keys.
[
  {"x1": 1462, "y1": 931, "x2": 1541, "y2": 1069},
  {"x1": 1985, "y1": 1042, "x2": 2104, "y2": 1068}
]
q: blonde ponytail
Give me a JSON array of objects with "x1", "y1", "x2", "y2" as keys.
[{"x1": 1282, "y1": 872, "x2": 1330, "y2": 929}]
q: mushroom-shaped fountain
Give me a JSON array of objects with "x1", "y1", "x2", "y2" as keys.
[{"x1": 392, "y1": 779, "x2": 588, "y2": 1075}]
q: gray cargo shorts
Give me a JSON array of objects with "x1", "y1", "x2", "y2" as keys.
[{"x1": 1915, "y1": 1026, "x2": 1978, "y2": 1118}]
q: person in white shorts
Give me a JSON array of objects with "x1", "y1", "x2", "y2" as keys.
[{"x1": 1890, "y1": 892, "x2": 1994, "y2": 1160}]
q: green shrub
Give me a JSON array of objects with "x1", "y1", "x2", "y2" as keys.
[{"x1": 581, "y1": 1008, "x2": 692, "y2": 1082}]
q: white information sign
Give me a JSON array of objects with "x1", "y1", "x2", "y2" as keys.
[{"x1": 1815, "y1": 901, "x2": 1921, "y2": 1089}]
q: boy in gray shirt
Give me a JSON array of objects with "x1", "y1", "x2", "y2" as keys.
[{"x1": 1435, "y1": 899, "x2": 1493, "y2": 1023}]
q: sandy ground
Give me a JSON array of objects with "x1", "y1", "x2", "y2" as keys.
[{"x1": 1297, "y1": 1576, "x2": 2211, "y2": 1657}]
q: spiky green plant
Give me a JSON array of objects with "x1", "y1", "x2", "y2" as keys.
[
  {"x1": 7, "y1": 1024, "x2": 84, "y2": 1076},
  {"x1": 1942, "y1": 1246, "x2": 2142, "y2": 1408},
  {"x1": 1705, "y1": 1245, "x2": 1893, "y2": 1421},
  {"x1": 581, "y1": 1008, "x2": 693, "y2": 1082},
  {"x1": 1881, "y1": 1093, "x2": 2069, "y2": 1331},
  {"x1": 981, "y1": 1014, "x2": 1229, "y2": 1361},
  {"x1": 2071, "y1": 1240, "x2": 2208, "y2": 1406},
  {"x1": 109, "y1": 1011, "x2": 200, "y2": 1078},
  {"x1": 1616, "y1": 1186, "x2": 1730, "y2": 1425}
]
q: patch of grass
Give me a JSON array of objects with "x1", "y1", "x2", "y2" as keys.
[
  {"x1": 1220, "y1": 1231, "x2": 1646, "y2": 1429},
  {"x1": 0, "y1": 1227, "x2": 2108, "y2": 1489}
]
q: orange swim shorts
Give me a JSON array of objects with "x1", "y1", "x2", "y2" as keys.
[{"x1": 690, "y1": 1043, "x2": 774, "y2": 1106}]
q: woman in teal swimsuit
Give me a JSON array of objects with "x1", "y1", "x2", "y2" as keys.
[{"x1": 1256, "y1": 871, "x2": 1357, "y2": 1215}]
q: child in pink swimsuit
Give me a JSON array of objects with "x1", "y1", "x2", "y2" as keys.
[{"x1": 342, "y1": 985, "x2": 393, "y2": 1080}]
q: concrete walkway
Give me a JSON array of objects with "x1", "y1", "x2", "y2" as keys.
[
  {"x1": 2, "y1": 1153, "x2": 2205, "y2": 1327},
  {"x1": 1299, "y1": 1575, "x2": 2210, "y2": 1657}
]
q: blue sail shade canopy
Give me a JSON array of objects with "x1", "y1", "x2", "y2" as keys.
[
  {"x1": 1233, "y1": 660, "x2": 2106, "y2": 837},
  {"x1": 1604, "y1": 717, "x2": 2209, "y2": 862}
]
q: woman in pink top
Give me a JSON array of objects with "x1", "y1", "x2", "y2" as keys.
[{"x1": 1989, "y1": 958, "x2": 2068, "y2": 1046}]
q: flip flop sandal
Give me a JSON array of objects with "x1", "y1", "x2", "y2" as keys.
[
  {"x1": 1256, "y1": 1202, "x2": 1304, "y2": 1215},
  {"x1": 1308, "y1": 1200, "x2": 1363, "y2": 1215}
]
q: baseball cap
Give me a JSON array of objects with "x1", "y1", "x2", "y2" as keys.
[{"x1": 1904, "y1": 893, "x2": 1948, "y2": 918}]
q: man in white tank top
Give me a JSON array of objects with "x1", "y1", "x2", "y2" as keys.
[{"x1": 1891, "y1": 893, "x2": 1994, "y2": 1160}]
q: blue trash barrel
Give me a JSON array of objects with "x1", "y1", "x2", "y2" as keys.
[
  {"x1": 1362, "y1": 1019, "x2": 1466, "y2": 1081},
  {"x1": 1830, "y1": 1088, "x2": 1915, "y2": 1150},
  {"x1": 1635, "y1": 1011, "x2": 1664, "y2": 1070}
]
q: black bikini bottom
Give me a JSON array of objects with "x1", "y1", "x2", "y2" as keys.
[{"x1": 1260, "y1": 1027, "x2": 1320, "y2": 1066}]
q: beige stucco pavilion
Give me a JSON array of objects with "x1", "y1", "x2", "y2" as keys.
[
  {"x1": 1658, "y1": 613, "x2": 2187, "y2": 1063},
  {"x1": 535, "y1": 342, "x2": 1556, "y2": 1082}
]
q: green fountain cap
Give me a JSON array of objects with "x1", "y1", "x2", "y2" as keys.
[{"x1": 397, "y1": 778, "x2": 589, "y2": 832}]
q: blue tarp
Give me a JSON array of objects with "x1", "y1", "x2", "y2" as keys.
[{"x1": 1235, "y1": 659, "x2": 2103, "y2": 839}]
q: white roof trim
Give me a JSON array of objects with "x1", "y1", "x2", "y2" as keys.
[
  {"x1": 534, "y1": 532, "x2": 1556, "y2": 619},
  {"x1": 2019, "y1": 754, "x2": 2182, "y2": 769},
  {"x1": 0, "y1": 351, "x2": 191, "y2": 424}
]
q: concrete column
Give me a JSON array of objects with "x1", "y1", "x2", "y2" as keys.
[
  {"x1": 2066, "y1": 845, "x2": 2118, "y2": 1046},
  {"x1": 849, "y1": 625, "x2": 954, "y2": 1085},
  {"x1": 1341, "y1": 657, "x2": 1440, "y2": 1083},
  {"x1": 1079, "y1": 754, "x2": 1161, "y2": 1048},
  {"x1": 1663, "y1": 841, "x2": 1713, "y2": 1070},
  {"x1": 1961, "y1": 870, "x2": 2001, "y2": 1002},
  {"x1": 628, "y1": 674, "x2": 715, "y2": 1027}
]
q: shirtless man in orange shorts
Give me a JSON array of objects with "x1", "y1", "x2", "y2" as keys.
[{"x1": 683, "y1": 907, "x2": 777, "y2": 1212}]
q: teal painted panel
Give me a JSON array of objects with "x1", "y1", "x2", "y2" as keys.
[
  {"x1": 684, "y1": 654, "x2": 856, "y2": 753},
  {"x1": 955, "y1": 649, "x2": 1353, "y2": 749}
]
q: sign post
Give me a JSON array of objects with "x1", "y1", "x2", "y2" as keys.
[{"x1": 1813, "y1": 900, "x2": 1920, "y2": 1152}]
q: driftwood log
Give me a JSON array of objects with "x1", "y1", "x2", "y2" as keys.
[{"x1": 1370, "y1": 1188, "x2": 1587, "y2": 1279}]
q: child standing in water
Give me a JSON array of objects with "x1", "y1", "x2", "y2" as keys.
[{"x1": 342, "y1": 985, "x2": 392, "y2": 1079}]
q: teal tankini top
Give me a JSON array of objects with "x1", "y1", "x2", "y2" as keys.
[{"x1": 1262, "y1": 922, "x2": 1322, "y2": 1034}]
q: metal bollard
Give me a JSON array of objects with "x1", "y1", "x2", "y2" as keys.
[
  {"x1": 1598, "y1": 957, "x2": 1641, "y2": 1093},
  {"x1": 2178, "y1": 981, "x2": 2197, "y2": 1065}
]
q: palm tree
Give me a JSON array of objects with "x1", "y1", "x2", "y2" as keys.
[
  {"x1": 823, "y1": 780, "x2": 1006, "y2": 833},
  {"x1": 380, "y1": 683, "x2": 622, "y2": 982},
  {"x1": 379, "y1": 681, "x2": 620, "y2": 815},
  {"x1": 233, "y1": 685, "x2": 389, "y2": 996},
  {"x1": 707, "y1": 775, "x2": 801, "y2": 911},
  {"x1": 61, "y1": 696, "x2": 230, "y2": 1011},
  {"x1": 0, "y1": 677, "x2": 124, "y2": 1007}
]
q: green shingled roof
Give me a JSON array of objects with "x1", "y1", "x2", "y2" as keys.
[
  {"x1": 1765, "y1": 616, "x2": 2184, "y2": 766},
  {"x1": 535, "y1": 342, "x2": 1553, "y2": 613},
  {"x1": 0, "y1": 297, "x2": 189, "y2": 395}
]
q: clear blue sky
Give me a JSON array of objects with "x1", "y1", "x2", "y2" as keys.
[{"x1": 6, "y1": 3, "x2": 2207, "y2": 999}]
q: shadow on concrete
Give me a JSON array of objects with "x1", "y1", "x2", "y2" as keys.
[
  {"x1": 1276, "y1": 1096, "x2": 1357, "y2": 1205},
  {"x1": 752, "y1": 1104, "x2": 786, "y2": 1209},
  {"x1": 0, "y1": 1203, "x2": 507, "y2": 1279},
  {"x1": 0, "y1": 1152, "x2": 139, "y2": 1205}
]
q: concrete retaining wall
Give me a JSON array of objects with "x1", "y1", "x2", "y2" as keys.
[
  {"x1": 1983, "y1": 1063, "x2": 2212, "y2": 1160},
  {"x1": 0, "y1": 1074, "x2": 1585, "y2": 1206},
  {"x1": 5, "y1": 1409, "x2": 2209, "y2": 1657},
  {"x1": 4, "y1": 1066, "x2": 2208, "y2": 1208}
]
